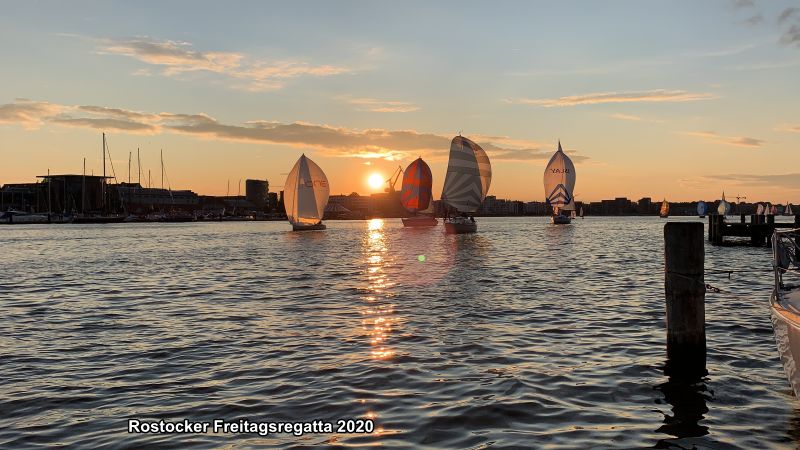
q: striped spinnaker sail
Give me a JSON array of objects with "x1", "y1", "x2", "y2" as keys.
[
  {"x1": 543, "y1": 141, "x2": 576, "y2": 212},
  {"x1": 441, "y1": 136, "x2": 492, "y2": 212},
  {"x1": 283, "y1": 154, "x2": 330, "y2": 225},
  {"x1": 400, "y1": 158, "x2": 433, "y2": 213}
]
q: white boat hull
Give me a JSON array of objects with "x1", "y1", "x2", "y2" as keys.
[
  {"x1": 444, "y1": 218, "x2": 477, "y2": 234},
  {"x1": 771, "y1": 290, "x2": 800, "y2": 394}
]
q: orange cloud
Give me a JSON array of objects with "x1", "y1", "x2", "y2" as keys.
[{"x1": 683, "y1": 130, "x2": 764, "y2": 147}]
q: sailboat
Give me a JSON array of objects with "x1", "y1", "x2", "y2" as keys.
[
  {"x1": 697, "y1": 201, "x2": 707, "y2": 218},
  {"x1": 441, "y1": 136, "x2": 492, "y2": 234},
  {"x1": 785, "y1": 204, "x2": 794, "y2": 216},
  {"x1": 544, "y1": 140, "x2": 576, "y2": 224},
  {"x1": 659, "y1": 199, "x2": 669, "y2": 218},
  {"x1": 401, "y1": 157, "x2": 438, "y2": 227},
  {"x1": 771, "y1": 204, "x2": 779, "y2": 215},
  {"x1": 756, "y1": 203, "x2": 765, "y2": 215},
  {"x1": 579, "y1": 206, "x2": 584, "y2": 219},
  {"x1": 73, "y1": 133, "x2": 125, "y2": 224},
  {"x1": 717, "y1": 193, "x2": 730, "y2": 216},
  {"x1": 283, "y1": 154, "x2": 330, "y2": 231}
]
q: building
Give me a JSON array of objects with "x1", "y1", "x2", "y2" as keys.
[
  {"x1": 116, "y1": 183, "x2": 200, "y2": 213},
  {"x1": 328, "y1": 193, "x2": 372, "y2": 217},
  {"x1": 245, "y1": 179, "x2": 269, "y2": 209}
]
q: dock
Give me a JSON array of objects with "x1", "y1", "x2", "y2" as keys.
[{"x1": 708, "y1": 214, "x2": 800, "y2": 246}]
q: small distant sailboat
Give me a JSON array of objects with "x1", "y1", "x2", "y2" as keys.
[
  {"x1": 756, "y1": 203, "x2": 765, "y2": 215},
  {"x1": 786, "y1": 204, "x2": 794, "y2": 216},
  {"x1": 659, "y1": 199, "x2": 670, "y2": 218},
  {"x1": 401, "y1": 157, "x2": 438, "y2": 227},
  {"x1": 579, "y1": 206, "x2": 584, "y2": 219},
  {"x1": 771, "y1": 204, "x2": 779, "y2": 215},
  {"x1": 544, "y1": 140, "x2": 576, "y2": 225},
  {"x1": 441, "y1": 136, "x2": 491, "y2": 234},
  {"x1": 697, "y1": 201, "x2": 707, "y2": 218},
  {"x1": 283, "y1": 154, "x2": 330, "y2": 231},
  {"x1": 717, "y1": 192, "x2": 731, "y2": 216}
]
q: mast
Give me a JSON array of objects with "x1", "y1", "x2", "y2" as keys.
[
  {"x1": 47, "y1": 168, "x2": 51, "y2": 215},
  {"x1": 128, "y1": 152, "x2": 131, "y2": 184},
  {"x1": 137, "y1": 148, "x2": 142, "y2": 186},
  {"x1": 160, "y1": 149, "x2": 164, "y2": 190},
  {"x1": 148, "y1": 170, "x2": 151, "y2": 189},
  {"x1": 102, "y1": 133, "x2": 106, "y2": 211},
  {"x1": 82, "y1": 158, "x2": 86, "y2": 213}
]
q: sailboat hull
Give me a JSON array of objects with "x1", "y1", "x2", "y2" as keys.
[
  {"x1": 552, "y1": 215, "x2": 571, "y2": 224},
  {"x1": 402, "y1": 216, "x2": 438, "y2": 227},
  {"x1": 292, "y1": 222, "x2": 326, "y2": 231},
  {"x1": 444, "y1": 220, "x2": 477, "y2": 234},
  {"x1": 771, "y1": 289, "x2": 800, "y2": 395}
]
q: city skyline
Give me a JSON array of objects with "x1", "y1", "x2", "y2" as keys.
[{"x1": 2, "y1": 1, "x2": 800, "y2": 202}]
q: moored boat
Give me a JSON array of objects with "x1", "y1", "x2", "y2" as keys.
[
  {"x1": 441, "y1": 136, "x2": 492, "y2": 234},
  {"x1": 770, "y1": 229, "x2": 800, "y2": 394},
  {"x1": 284, "y1": 154, "x2": 330, "y2": 231},
  {"x1": 697, "y1": 201, "x2": 707, "y2": 218}
]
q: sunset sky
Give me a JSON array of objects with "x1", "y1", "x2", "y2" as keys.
[{"x1": 1, "y1": 1, "x2": 799, "y2": 202}]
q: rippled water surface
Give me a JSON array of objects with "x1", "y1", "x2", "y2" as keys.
[{"x1": 2, "y1": 217, "x2": 798, "y2": 448}]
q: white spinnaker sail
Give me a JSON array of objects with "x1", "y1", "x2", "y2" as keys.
[
  {"x1": 717, "y1": 201, "x2": 730, "y2": 215},
  {"x1": 441, "y1": 136, "x2": 492, "y2": 212},
  {"x1": 756, "y1": 204, "x2": 764, "y2": 215},
  {"x1": 283, "y1": 154, "x2": 330, "y2": 225},
  {"x1": 543, "y1": 141, "x2": 576, "y2": 213},
  {"x1": 579, "y1": 206, "x2": 584, "y2": 217},
  {"x1": 660, "y1": 200, "x2": 669, "y2": 216},
  {"x1": 787, "y1": 204, "x2": 794, "y2": 216}
]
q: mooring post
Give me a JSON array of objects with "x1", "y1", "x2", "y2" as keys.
[
  {"x1": 795, "y1": 215, "x2": 799, "y2": 226},
  {"x1": 664, "y1": 222, "x2": 706, "y2": 374},
  {"x1": 740, "y1": 213, "x2": 745, "y2": 223},
  {"x1": 707, "y1": 215, "x2": 714, "y2": 242}
]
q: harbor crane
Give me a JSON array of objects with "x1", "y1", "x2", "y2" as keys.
[{"x1": 385, "y1": 166, "x2": 403, "y2": 193}]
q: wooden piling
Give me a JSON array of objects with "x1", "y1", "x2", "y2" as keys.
[{"x1": 664, "y1": 222, "x2": 706, "y2": 374}]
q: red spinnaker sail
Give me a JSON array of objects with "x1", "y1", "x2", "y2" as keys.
[{"x1": 400, "y1": 158, "x2": 433, "y2": 212}]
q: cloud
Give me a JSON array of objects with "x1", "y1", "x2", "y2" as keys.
[
  {"x1": 683, "y1": 130, "x2": 764, "y2": 147},
  {"x1": 96, "y1": 37, "x2": 349, "y2": 91},
  {"x1": 0, "y1": 99, "x2": 579, "y2": 163},
  {"x1": 701, "y1": 173, "x2": 800, "y2": 190},
  {"x1": 610, "y1": 113, "x2": 664, "y2": 123},
  {"x1": 0, "y1": 99, "x2": 64, "y2": 129},
  {"x1": 343, "y1": 97, "x2": 420, "y2": 113},
  {"x1": 775, "y1": 124, "x2": 800, "y2": 133},
  {"x1": 779, "y1": 7, "x2": 798, "y2": 24},
  {"x1": 507, "y1": 90, "x2": 715, "y2": 107}
]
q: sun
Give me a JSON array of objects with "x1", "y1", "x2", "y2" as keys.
[{"x1": 367, "y1": 173, "x2": 384, "y2": 190}]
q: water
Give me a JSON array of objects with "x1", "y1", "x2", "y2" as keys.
[{"x1": 1, "y1": 217, "x2": 797, "y2": 448}]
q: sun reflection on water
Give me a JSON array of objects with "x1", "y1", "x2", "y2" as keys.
[{"x1": 362, "y1": 218, "x2": 396, "y2": 361}]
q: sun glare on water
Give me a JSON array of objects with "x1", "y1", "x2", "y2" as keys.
[{"x1": 368, "y1": 173, "x2": 384, "y2": 190}]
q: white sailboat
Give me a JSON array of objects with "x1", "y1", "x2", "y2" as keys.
[
  {"x1": 786, "y1": 204, "x2": 794, "y2": 216},
  {"x1": 544, "y1": 140, "x2": 576, "y2": 224},
  {"x1": 770, "y1": 229, "x2": 800, "y2": 394},
  {"x1": 579, "y1": 206, "x2": 584, "y2": 219},
  {"x1": 659, "y1": 199, "x2": 669, "y2": 218},
  {"x1": 283, "y1": 154, "x2": 330, "y2": 231},
  {"x1": 441, "y1": 136, "x2": 492, "y2": 234},
  {"x1": 757, "y1": 203, "x2": 765, "y2": 215},
  {"x1": 717, "y1": 192, "x2": 730, "y2": 216}
]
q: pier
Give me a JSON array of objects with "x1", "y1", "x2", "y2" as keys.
[{"x1": 708, "y1": 214, "x2": 800, "y2": 246}]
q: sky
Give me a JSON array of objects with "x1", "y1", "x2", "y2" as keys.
[{"x1": 1, "y1": 0, "x2": 799, "y2": 202}]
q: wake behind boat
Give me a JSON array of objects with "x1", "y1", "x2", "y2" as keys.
[
  {"x1": 770, "y1": 229, "x2": 800, "y2": 394},
  {"x1": 543, "y1": 140, "x2": 576, "y2": 224},
  {"x1": 441, "y1": 136, "x2": 492, "y2": 234},
  {"x1": 400, "y1": 157, "x2": 438, "y2": 227},
  {"x1": 284, "y1": 154, "x2": 330, "y2": 231}
]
